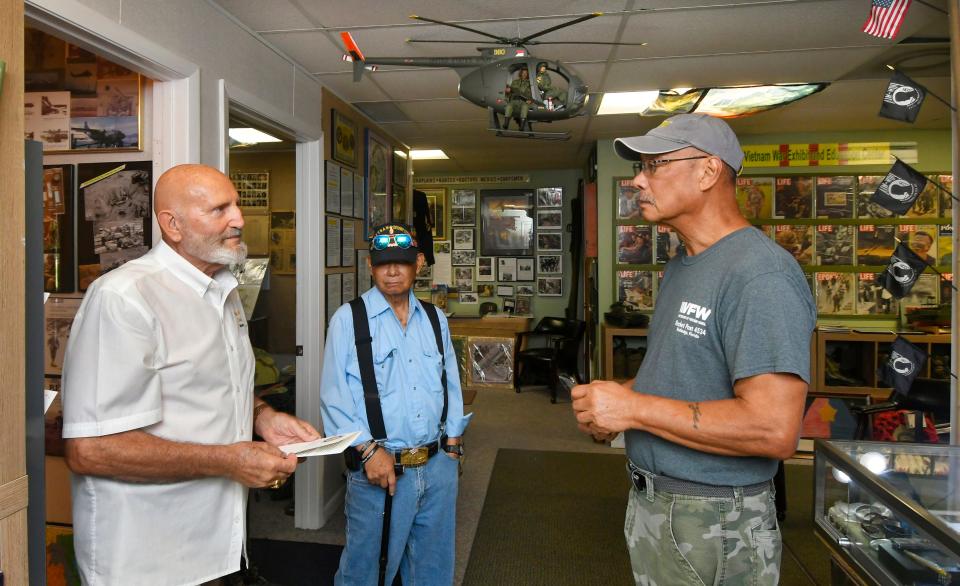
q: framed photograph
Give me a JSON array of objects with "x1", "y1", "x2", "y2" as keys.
[
  {"x1": 325, "y1": 160, "x2": 341, "y2": 214},
  {"x1": 422, "y1": 187, "x2": 447, "y2": 240},
  {"x1": 231, "y1": 171, "x2": 270, "y2": 209},
  {"x1": 45, "y1": 296, "x2": 82, "y2": 375},
  {"x1": 538, "y1": 276, "x2": 563, "y2": 296},
  {"x1": 241, "y1": 211, "x2": 269, "y2": 256},
  {"x1": 537, "y1": 209, "x2": 562, "y2": 230},
  {"x1": 340, "y1": 166, "x2": 354, "y2": 217},
  {"x1": 453, "y1": 228, "x2": 474, "y2": 250},
  {"x1": 326, "y1": 273, "x2": 342, "y2": 324},
  {"x1": 454, "y1": 267, "x2": 474, "y2": 292},
  {"x1": 477, "y1": 256, "x2": 495, "y2": 281},
  {"x1": 514, "y1": 296, "x2": 532, "y2": 316},
  {"x1": 617, "y1": 270, "x2": 655, "y2": 309},
  {"x1": 451, "y1": 206, "x2": 476, "y2": 226},
  {"x1": 326, "y1": 216, "x2": 342, "y2": 268},
  {"x1": 480, "y1": 189, "x2": 534, "y2": 256},
  {"x1": 452, "y1": 249, "x2": 476, "y2": 266},
  {"x1": 459, "y1": 292, "x2": 479, "y2": 304},
  {"x1": 517, "y1": 258, "x2": 535, "y2": 281},
  {"x1": 434, "y1": 241, "x2": 451, "y2": 255},
  {"x1": 616, "y1": 178, "x2": 642, "y2": 220},
  {"x1": 478, "y1": 284, "x2": 495, "y2": 297},
  {"x1": 393, "y1": 186, "x2": 408, "y2": 225},
  {"x1": 342, "y1": 271, "x2": 357, "y2": 304},
  {"x1": 497, "y1": 257, "x2": 517, "y2": 282},
  {"x1": 332, "y1": 109, "x2": 358, "y2": 167},
  {"x1": 537, "y1": 232, "x2": 562, "y2": 252},
  {"x1": 536, "y1": 187, "x2": 563, "y2": 208},
  {"x1": 617, "y1": 225, "x2": 654, "y2": 264},
  {"x1": 357, "y1": 249, "x2": 372, "y2": 294},
  {"x1": 76, "y1": 161, "x2": 152, "y2": 290},
  {"x1": 467, "y1": 336, "x2": 515, "y2": 390},
  {"x1": 353, "y1": 172, "x2": 365, "y2": 219},
  {"x1": 393, "y1": 150, "x2": 407, "y2": 187},
  {"x1": 415, "y1": 278, "x2": 433, "y2": 292},
  {"x1": 452, "y1": 189, "x2": 476, "y2": 207},
  {"x1": 537, "y1": 254, "x2": 562, "y2": 274},
  {"x1": 365, "y1": 130, "x2": 392, "y2": 236},
  {"x1": 516, "y1": 284, "x2": 535, "y2": 296},
  {"x1": 496, "y1": 285, "x2": 515, "y2": 297},
  {"x1": 69, "y1": 113, "x2": 141, "y2": 152}
]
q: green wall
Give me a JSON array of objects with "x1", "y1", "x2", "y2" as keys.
[{"x1": 414, "y1": 168, "x2": 583, "y2": 321}]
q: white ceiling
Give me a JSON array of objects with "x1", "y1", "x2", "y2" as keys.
[{"x1": 213, "y1": 0, "x2": 952, "y2": 173}]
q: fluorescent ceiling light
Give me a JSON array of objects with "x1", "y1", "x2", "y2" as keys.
[
  {"x1": 596, "y1": 91, "x2": 660, "y2": 115},
  {"x1": 228, "y1": 127, "x2": 281, "y2": 144},
  {"x1": 409, "y1": 149, "x2": 448, "y2": 160},
  {"x1": 394, "y1": 150, "x2": 408, "y2": 158}
]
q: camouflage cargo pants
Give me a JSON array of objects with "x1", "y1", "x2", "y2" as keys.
[{"x1": 623, "y1": 470, "x2": 781, "y2": 586}]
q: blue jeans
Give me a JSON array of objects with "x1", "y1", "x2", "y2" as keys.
[{"x1": 335, "y1": 452, "x2": 459, "y2": 586}]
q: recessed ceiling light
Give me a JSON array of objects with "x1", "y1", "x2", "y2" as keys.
[
  {"x1": 409, "y1": 149, "x2": 448, "y2": 160},
  {"x1": 596, "y1": 91, "x2": 661, "y2": 115},
  {"x1": 228, "y1": 128, "x2": 281, "y2": 144}
]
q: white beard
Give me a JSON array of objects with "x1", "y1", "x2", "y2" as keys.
[{"x1": 181, "y1": 227, "x2": 248, "y2": 266}]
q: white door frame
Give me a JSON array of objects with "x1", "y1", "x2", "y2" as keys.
[{"x1": 217, "y1": 81, "x2": 328, "y2": 529}]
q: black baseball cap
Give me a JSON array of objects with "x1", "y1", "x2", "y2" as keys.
[{"x1": 369, "y1": 224, "x2": 419, "y2": 266}]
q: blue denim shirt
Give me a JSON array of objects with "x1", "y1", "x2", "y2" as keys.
[{"x1": 320, "y1": 286, "x2": 472, "y2": 450}]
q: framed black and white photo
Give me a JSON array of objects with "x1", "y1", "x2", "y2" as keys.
[
  {"x1": 514, "y1": 296, "x2": 532, "y2": 316},
  {"x1": 454, "y1": 267, "x2": 474, "y2": 291},
  {"x1": 516, "y1": 284, "x2": 535, "y2": 296},
  {"x1": 434, "y1": 241, "x2": 451, "y2": 255},
  {"x1": 537, "y1": 209, "x2": 562, "y2": 230},
  {"x1": 414, "y1": 277, "x2": 433, "y2": 292},
  {"x1": 452, "y1": 250, "x2": 476, "y2": 266},
  {"x1": 538, "y1": 254, "x2": 562, "y2": 274},
  {"x1": 477, "y1": 256, "x2": 495, "y2": 281},
  {"x1": 536, "y1": 187, "x2": 563, "y2": 208},
  {"x1": 452, "y1": 189, "x2": 476, "y2": 207},
  {"x1": 459, "y1": 292, "x2": 479, "y2": 304},
  {"x1": 538, "y1": 276, "x2": 563, "y2": 296},
  {"x1": 480, "y1": 189, "x2": 534, "y2": 256},
  {"x1": 497, "y1": 257, "x2": 517, "y2": 282},
  {"x1": 537, "y1": 232, "x2": 562, "y2": 252},
  {"x1": 451, "y1": 206, "x2": 476, "y2": 226},
  {"x1": 517, "y1": 258, "x2": 534, "y2": 281},
  {"x1": 453, "y1": 228, "x2": 474, "y2": 250},
  {"x1": 496, "y1": 285, "x2": 515, "y2": 297}
]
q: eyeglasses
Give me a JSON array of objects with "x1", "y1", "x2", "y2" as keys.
[
  {"x1": 372, "y1": 232, "x2": 413, "y2": 250},
  {"x1": 632, "y1": 155, "x2": 709, "y2": 176}
]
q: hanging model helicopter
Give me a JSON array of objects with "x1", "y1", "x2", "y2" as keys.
[{"x1": 340, "y1": 13, "x2": 646, "y2": 140}]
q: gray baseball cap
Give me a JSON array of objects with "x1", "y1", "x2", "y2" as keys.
[{"x1": 614, "y1": 113, "x2": 744, "y2": 173}]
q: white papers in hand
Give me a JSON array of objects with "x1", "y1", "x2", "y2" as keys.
[
  {"x1": 279, "y1": 430, "x2": 362, "y2": 458},
  {"x1": 44, "y1": 389, "x2": 57, "y2": 414}
]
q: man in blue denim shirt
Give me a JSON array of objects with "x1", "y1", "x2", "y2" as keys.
[{"x1": 321, "y1": 224, "x2": 471, "y2": 585}]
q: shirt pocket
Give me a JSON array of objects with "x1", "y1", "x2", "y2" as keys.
[{"x1": 421, "y1": 346, "x2": 446, "y2": 394}]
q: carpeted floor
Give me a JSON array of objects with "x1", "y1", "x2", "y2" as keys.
[{"x1": 463, "y1": 449, "x2": 830, "y2": 586}]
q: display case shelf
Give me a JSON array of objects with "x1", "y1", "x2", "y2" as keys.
[
  {"x1": 815, "y1": 440, "x2": 960, "y2": 586},
  {"x1": 601, "y1": 325, "x2": 648, "y2": 382}
]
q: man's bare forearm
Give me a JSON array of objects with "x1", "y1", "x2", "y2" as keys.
[{"x1": 65, "y1": 430, "x2": 233, "y2": 483}]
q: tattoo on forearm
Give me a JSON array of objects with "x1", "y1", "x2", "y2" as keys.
[{"x1": 689, "y1": 402, "x2": 701, "y2": 429}]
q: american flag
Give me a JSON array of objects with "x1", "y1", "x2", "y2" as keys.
[{"x1": 862, "y1": 0, "x2": 913, "y2": 39}]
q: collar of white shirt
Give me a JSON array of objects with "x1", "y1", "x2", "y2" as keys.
[{"x1": 151, "y1": 240, "x2": 239, "y2": 301}]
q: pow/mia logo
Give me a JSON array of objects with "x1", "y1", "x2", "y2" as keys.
[
  {"x1": 878, "y1": 173, "x2": 918, "y2": 202},
  {"x1": 886, "y1": 255, "x2": 916, "y2": 285},
  {"x1": 889, "y1": 350, "x2": 915, "y2": 375},
  {"x1": 884, "y1": 83, "x2": 922, "y2": 108}
]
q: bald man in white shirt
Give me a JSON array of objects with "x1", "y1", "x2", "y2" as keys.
[{"x1": 62, "y1": 164, "x2": 319, "y2": 586}]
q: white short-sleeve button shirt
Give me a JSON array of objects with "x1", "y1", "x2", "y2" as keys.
[{"x1": 62, "y1": 241, "x2": 255, "y2": 586}]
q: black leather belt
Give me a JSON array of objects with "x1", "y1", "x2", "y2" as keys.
[
  {"x1": 390, "y1": 436, "x2": 446, "y2": 468},
  {"x1": 629, "y1": 464, "x2": 770, "y2": 498}
]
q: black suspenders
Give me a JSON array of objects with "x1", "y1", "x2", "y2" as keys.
[{"x1": 348, "y1": 297, "x2": 448, "y2": 441}]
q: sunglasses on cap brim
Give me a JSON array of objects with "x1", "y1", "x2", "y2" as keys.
[{"x1": 372, "y1": 233, "x2": 413, "y2": 250}]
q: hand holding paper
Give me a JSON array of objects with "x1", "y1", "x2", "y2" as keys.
[{"x1": 280, "y1": 431, "x2": 362, "y2": 458}]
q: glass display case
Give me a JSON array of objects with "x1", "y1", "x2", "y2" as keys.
[{"x1": 815, "y1": 440, "x2": 960, "y2": 585}]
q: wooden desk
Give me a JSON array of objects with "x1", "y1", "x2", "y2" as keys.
[{"x1": 448, "y1": 315, "x2": 533, "y2": 339}]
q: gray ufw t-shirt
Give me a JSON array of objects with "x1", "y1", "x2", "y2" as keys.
[{"x1": 626, "y1": 226, "x2": 816, "y2": 486}]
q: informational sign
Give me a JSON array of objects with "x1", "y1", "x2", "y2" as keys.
[{"x1": 741, "y1": 142, "x2": 918, "y2": 168}]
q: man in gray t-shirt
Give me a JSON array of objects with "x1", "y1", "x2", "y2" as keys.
[{"x1": 572, "y1": 114, "x2": 815, "y2": 586}]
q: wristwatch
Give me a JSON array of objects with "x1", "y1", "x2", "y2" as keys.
[{"x1": 442, "y1": 443, "x2": 464, "y2": 457}]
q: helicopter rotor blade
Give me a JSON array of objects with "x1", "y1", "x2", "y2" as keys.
[
  {"x1": 405, "y1": 39, "x2": 495, "y2": 44},
  {"x1": 518, "y1": 12, "x2": 602, "y2": 44},
  {"x1": 409, "y1": 14, "x2": 507, "y2": 43},
  {"x1": 527, "y1": 40, "x2": 648, "y2": 46}
]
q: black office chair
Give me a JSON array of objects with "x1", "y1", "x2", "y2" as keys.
[
  {"x1": 513, "y1": 317, "x2": 585, "y2": 403},
  {"x1": 852, "y1": 377, "x2": 950, "y2": 442}
]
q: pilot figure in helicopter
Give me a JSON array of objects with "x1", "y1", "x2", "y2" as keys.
[
  {"x1": 536, "y1": 62, "x2": 566, "y2": 111},
  {"x1": 504, "y1": 66, "x2": 533, "y2": 130}
]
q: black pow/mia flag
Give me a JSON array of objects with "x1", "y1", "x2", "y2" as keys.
[
  {"x1": 875, "y1": 241, "x2": 929, "y2": 298},
  {"x1": 879, "y1": 70, "x2": 926, "y2": 123},
  {"x1": 877, "y1": 336, "x2": 928, "y2": 396},
  {"x1": 871, "y1": 159, "x2": 929, "y2": 215}
]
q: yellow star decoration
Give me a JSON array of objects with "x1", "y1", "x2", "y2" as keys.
[{"x1": 818, "y1": 401, "x2": 838, "y2": 423}]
